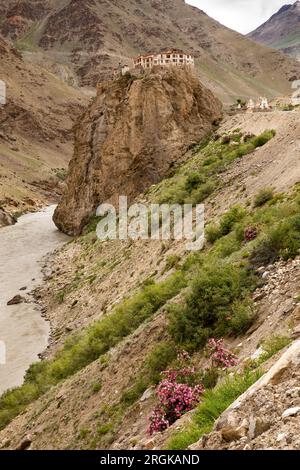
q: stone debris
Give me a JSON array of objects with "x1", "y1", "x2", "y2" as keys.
[
  {"x1": 282, "y1": 407, "x2": 300, "y2": 419},
  {"x1": 191, "y1": 340, "x2": 300, "y2": 450},
  {"x1": 7, "y1": 295, "x2": 25, "y2": 306}
]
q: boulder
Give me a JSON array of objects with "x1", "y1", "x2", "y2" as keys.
[
  {"x1": 0, "y1": 208, "x2": 15, "y2": 227},
  {"x1": 7, "y1": 295, "x2": 25, "y2": 305}
]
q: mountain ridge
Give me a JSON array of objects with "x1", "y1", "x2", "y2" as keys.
[
  {"x1": 248, "y1": 1, "x2": 300, "y2": 60},
  {"x1": 0, "y1": 0, "x2": 299, "y2": 103},
  {"x1": 0, "y1": 33, "x2": 88, "y2": 214}
]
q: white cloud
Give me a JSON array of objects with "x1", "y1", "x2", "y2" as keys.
[{"x1": 186, "y1": 0, "x2": 293, "y2": 34}]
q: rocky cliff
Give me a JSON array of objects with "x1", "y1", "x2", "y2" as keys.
[{"x1": 53, "y1": 67, "x2": 222, "y2": 235}]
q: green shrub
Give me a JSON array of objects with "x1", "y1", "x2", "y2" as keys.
[
  {"x1": 92, "y1": 382, "x2": 102, "y2": 393},
  {"x1": 205, "y1": 224, "x2": 221, "y2": 244},
  {"x1": 253, "y1": 188, "x2": 274, "y2": 208},
  {"x1": 164, "y1": 254, "x2": 181, "y2": 273},
  {"x1": 97, "y1": 423, "x2": 114, "y2": 435},
  {"x1": 189, "y1": 181, "x2": 216, "y2": 204},
  {"x1": 251, "y1": 129, "x2": 276, "y2": 148},
  {"x1": 261, "y1": 335, "x2": 291, "y2": 360},
  {"x1": 213, "y1": 235, "x2": 242, "y2": 258},
  {"x1": 251, "y1": 214, "x2": 300, "y2": 266},
  {"x1": 153, "y1": 130, "x2": 275, "y2": 207},
  {"x1": 219, "y1": 206, "x2": 247, "y2": 237},
  {"x1": 121, "y1": 379, "x2": 148, "y2": 406},
  {"x1": 157, "y1": 183, "x2": 187, "y2": 205},
  {"x1": 168, "y1": 264, "x2": 254, "y2": 351},
  {"x1": 232, "y1": 142, "x2": 255, "y2": 158},
  {"x1": 206, "y1": 206, "x2": 247, "y2": 245},
  {"x1": 229, "y1": 299, "x2": 256, "y2": 336},
  {"x1": 145, "y1": 342, "x2": 177, "y2": 384},
  {"x1": 185, "y1": 173, "x2": 206, "y2": 192},
  {"x1": 200, "y1": 367, "x2": 220, "y2": 390}
]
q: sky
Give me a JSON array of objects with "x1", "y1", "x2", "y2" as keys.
[{"x1": 186, "y1": 0, "x2": 293, "y2": 34}]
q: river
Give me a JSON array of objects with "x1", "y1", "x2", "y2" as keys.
[{"x1": 0, "y1": 206, "x2": 69, "y2": 395}]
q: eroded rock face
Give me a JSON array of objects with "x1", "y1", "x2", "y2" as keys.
[{"x1": 53, "y1": 67, "x2": 222, "y2": 235}]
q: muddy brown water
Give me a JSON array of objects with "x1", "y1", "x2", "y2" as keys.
[{"x1": 0, "y1": 206, "x2": 69, "y2": 395}]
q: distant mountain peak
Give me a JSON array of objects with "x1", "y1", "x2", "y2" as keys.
[
  {"x1": 248, "y1": 0, "x2": 300, "y2": 60},
  {"x1": 276, "y1": 4, "x2": 293, "y2": 15}
]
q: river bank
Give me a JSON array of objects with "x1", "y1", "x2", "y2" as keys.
[{"x1": 0, "y1": 206, "x2": 69, "y2": 395}]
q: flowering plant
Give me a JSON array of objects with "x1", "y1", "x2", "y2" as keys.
[
  {"x1": 148, "y1": 342, "x2": 238, "y2": 435},
  {"x1": 207, "y1": 338, "x2": 238, "y2": 369},
  {"x1": 148, "y1": 351, "x2": 204, "y2": 435},
  {"x1": 244, "y1": 226, "x2": 258, "y2": 242}
]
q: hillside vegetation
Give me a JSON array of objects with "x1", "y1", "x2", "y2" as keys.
[{"x1": 1, "y1": 112, "x2": 300, "y2": 450}]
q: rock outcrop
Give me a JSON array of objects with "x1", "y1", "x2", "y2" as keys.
[
  {"x1": 0, "y1": 208, "x2": 15, "y2": 227},
  {"x1": 53, "y1": 67, "x2": 222, "y2": 235}
]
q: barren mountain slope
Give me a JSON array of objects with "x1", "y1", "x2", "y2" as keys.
[
  {"x1": 249, "y1": 1, "x2": 300, "y2": 60},
  {"x1": 0, "y1": 0, "x2": 299, "y2": 102},
  {"x1": 0, "y1": 110, "x2": 299, "y2": 450},
  {"x1": 0, "y1": 35, "x2": 88, "y2": 215}
]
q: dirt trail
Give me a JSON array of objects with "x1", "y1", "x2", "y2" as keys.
[{"x1": 0, "y1": 206, "x2": 69, "y2": 394}]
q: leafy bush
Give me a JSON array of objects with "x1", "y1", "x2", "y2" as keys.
[
  {"x1": 253, "y1": 188, "x2": 274, "y2": 208},
  {"x1": 164, "y1": 254, "x2": 181, "y2": 273},
  {"x1": 189, "y1": 181, "x2": 217, "y2": 204},
  {"x1": 168, "y1": 264, "x2": 255, "y2": 351},
  {"x1": 219, "y1": 206, "x2": 247, "y2": 237},
  {"x1": 206, "y1": 224, "x2": 221, "y2": 244},
  {"x1": 121, "y1": 379, "x2": 149, "y2": 407},
  {"x1": 185, "y1": 173, "x2": 206, "y2": 192},
  {"x1": 229, "y1": 299, "x2": 256, "y2": 336},
  {"x1": 232, "y1": 142, "x2": 255, "y2": 158},
  {"x1": 145, "y1": 343, "x2": 178, "y2": 384},
  {"x1": 154, "y1": 130, "x2": 275, "y2": 206},
  {"x1": 121, "y1": 342, "x2": 178, "y2": 407},
  {"x1": 205, "y1": 206, "x2": 247, "y2": 245},
  {"x1": 248, "y1": 335, "x2": 291, "y2": 369},
  {"x1": 251, "y1": 214, "x2": 300, "y2": 266},
  {"x1": 213, "y1": 235, "x2": 242, "y2": 258},
  {"x1": 251, "y1": 129, "x2": 276, "y2": 148},
  {"x1": 260, "y1": 335, "x2": 291, "y2": 362},
  {"x1": 199, "y1": 368, "x2": 220, "y2": 390}
]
